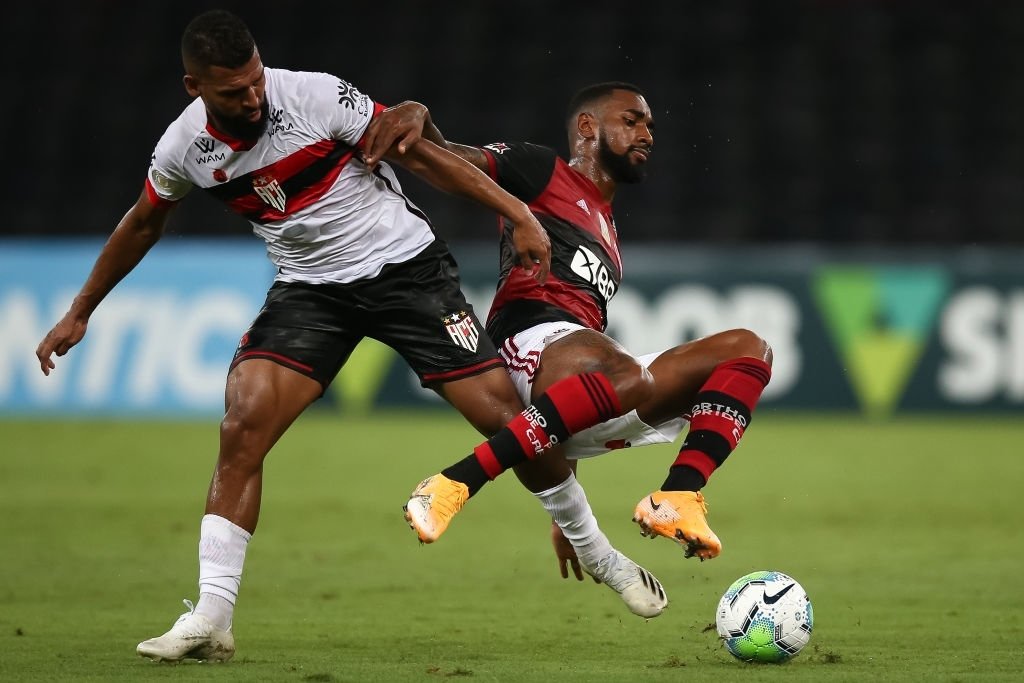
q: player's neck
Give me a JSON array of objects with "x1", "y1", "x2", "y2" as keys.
[{"x1": 568, "y1": 157, "x2": 617, "y2": 203}]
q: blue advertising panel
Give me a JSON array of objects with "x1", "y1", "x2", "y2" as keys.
[
  {"x1": 2, "y1": 240, "x2": 1021, "y2": 417},
  {"x1": 0, "y1": 240, "x2": 272, "y2": 416}
]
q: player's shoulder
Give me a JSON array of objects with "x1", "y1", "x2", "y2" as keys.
[
  {"x1": 267, "y1": 68, "x2": 357, "y2": 100},
  {"x1": 154, "y1": 98, "x2": 209, "y2": 166},
  {"x1": 482, "y1": 141, "x2": 557, "y2": 160},
  {"x1": 266, "y1": 66, "x2": 336, "y2": 90},
  {"x1": 267, "y1": 67, "x2": 371, "y2": 116},
  {"x1": 480, "y1": 142, "x2": 560, "y2": 199},
  {"x1": 481, "y1": 142, "x2": 560, "y2": 174}
]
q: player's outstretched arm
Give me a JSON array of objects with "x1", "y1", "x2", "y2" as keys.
[
  {"x1": 362, "y1": 101, "x2": 445, "y2": 167},
  {"x1": 35, "y1": 190, "x2": 173, "y2": 375},
  {"x1": 389, "y1": 140, "x2": 550, "y2": 282},
  {"x1": 362, "y1": 102, "x2": 489, "y2": 173}
]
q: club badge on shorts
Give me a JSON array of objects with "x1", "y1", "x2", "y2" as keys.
[{"x1": 443, "y1": 311, "x2": 480, "y2": 352}]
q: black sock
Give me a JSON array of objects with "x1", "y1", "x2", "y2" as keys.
[
  {"x1": 661, "y1": 464, "x2": 707, "y2": 492},
  {"x1": 442, "y1": 456, "x2": 489, "y2": 496}
]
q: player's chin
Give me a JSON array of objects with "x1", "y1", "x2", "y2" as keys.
[
  {"x1": 622, "y1": 165, "x2": 648, "y2": 184},
  {"x1": 629, "y1": 150, "x2": 649, "y2": 164}
]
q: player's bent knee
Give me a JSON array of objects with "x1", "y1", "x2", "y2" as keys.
[
  {"x1": 606, "y1": 353, "x2": 655, "y2": 407},
  {"x1": 721, "y1": 328, "x2": 772, "y2": 366}
]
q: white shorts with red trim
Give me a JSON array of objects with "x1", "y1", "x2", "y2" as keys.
[{"x1": 497, "y1": 322, "x2": 688, "y2": 460}]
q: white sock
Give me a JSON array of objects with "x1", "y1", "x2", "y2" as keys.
[
  {"x1": 195, "y1": 593, "x2": 234, "y2": 631},
  {"x1": 195, "y1": 514, "x2": 251, "y2": 631},
  {"x1": 534, "y1": 473, "x2": 614, "y2": 572}
]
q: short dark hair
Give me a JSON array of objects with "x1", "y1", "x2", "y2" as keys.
[
  {"x1": 565, "y1": 81, "x2": 645, "y2": 131},
  {"x1": 181, "y1": 10, "x2": 256, "y2": 71}
]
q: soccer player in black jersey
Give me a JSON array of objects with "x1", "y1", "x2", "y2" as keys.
[{"x1": 366, "y1": 83, "x2": 773, "y2": 574}]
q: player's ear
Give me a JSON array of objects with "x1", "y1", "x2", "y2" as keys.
[
  {"x1": 576, "y1": 112, "x2": 597, "y2": 141},
  {"x1": 183, "y1": 74, "x2": 201, "y2": 98}
]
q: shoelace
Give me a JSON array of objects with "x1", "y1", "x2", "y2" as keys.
[
  {"x1": 591, "y1": 552, "x2": 635, "y2": 592},
  {"x1": 424, "y1": 481, "x2": 467, "y2": 518},
  {"x1": 658, "y1": 491, "x2": 709, "y2": 517},
  {"x1": 173, "y1": 598, "x2": 197, "y2": 626},
  {"x1": 693, "y1": 492, "x2": 709, "y2": 515}
]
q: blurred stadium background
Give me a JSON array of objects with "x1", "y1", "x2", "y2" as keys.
[
  {"x1": 6, "y1": 1, "x2": 1023, "y2": 244},
  {"x1": 3, "y1": 0, "x2": 1021, "y2": 417},
  {"x1": 2, "y1": 2, "x2": 1022, "y2": 680}
]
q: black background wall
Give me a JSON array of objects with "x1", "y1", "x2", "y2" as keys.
[{"x1": 5, "y1": 1, "x2": 1021, "y2": 245}]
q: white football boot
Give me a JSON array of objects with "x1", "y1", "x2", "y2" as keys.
[
  {"x1": 136, "y1": 599, "x2": 235, "y2": 662},
  {"x1": 586, "y1": 550, "x2": 668, "y2": 618}
]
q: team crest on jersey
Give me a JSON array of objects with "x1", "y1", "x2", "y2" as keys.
[
  {"x1": 443, "y1": 311, "x2": 480, "y2": 352},
  {"x1": 252, "y1": 174, "x2": 287, "y2": 212}
]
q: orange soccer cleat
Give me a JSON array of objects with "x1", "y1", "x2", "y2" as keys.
[
  {"x1": 403, "y1": 474, "x2": 469, "y2": 543},
  {"x1": 632, "y1": 490, "x2": 722, "y2": 560}
]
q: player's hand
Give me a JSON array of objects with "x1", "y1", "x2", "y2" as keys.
[
  {"x1": 362, "y1": 101, "x2": 428, "y2": 168},
  {"x1": 512, "y1": 210, "x2": 551, "y2": 284},
  {"x1": 35, "y1": 313, "x2": 88, "y2": 376},
  {"x1": 551, "y1": 521, "x2": 599, "y2": 582}
]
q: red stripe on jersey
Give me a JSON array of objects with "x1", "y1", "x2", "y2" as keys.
[
  {"x1": 225, "y1": 140, "x2": 355, "y2": 221},
  {"x1": 490, "y1": 269, "x2": 606, "y2": 331},
  {"x1": 144, "y1": 179, "x2": 175, "y2": 208},
  {"x1": 529, "y1": 159, "x2": 621, "y2": 273},
  {"x1": 205, "y1": 123, "x2": 258, "y2": 152},
  {"x1": 264, "y1": 139, "x2": 342, "y2": 183},
  {"x1": 278, "y1": 148, "x2": 354, "y2": 216},
  {"x1": 354, "y1": 102, "x2": 388, "y2": 150}
]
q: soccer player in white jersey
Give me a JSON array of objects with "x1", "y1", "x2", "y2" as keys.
[{"x1": 34, "y1": 10, "x2": 668, "y2": 663}]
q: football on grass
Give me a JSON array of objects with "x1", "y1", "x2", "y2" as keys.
[{"x1": 715, "y1": 570, "x2": 813, "y2": 662}]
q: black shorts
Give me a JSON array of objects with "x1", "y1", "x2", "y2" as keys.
[{"x1": 231, "y1": 240, "x2": 502, "y2": 390}]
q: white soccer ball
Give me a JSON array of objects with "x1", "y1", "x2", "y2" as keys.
[{"x1": 715, "y1": 570, "x2": 813, "y2": 662}]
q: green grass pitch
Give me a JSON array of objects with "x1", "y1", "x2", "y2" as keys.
[{"x1": 1, "y1": 413, "x2": 1021, "y2": 682}]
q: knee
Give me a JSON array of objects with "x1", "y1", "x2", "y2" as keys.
[
  {"x1": 599, "y1": 351, "x2": 654, "y2": 409},
  {"x1": 219, "y1": 401, "x2": 270, "y2": 465},
  {"x1": 721, "y1": 328, "x2": 773, "y2": 367}
]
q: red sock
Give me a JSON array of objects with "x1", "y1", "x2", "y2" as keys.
[
  {"x1": 450, "y1": 373, "x2": 621, "y2": 488},
  {"x1": 664, "y1": 357, "x2": 771, "y2": 490}
]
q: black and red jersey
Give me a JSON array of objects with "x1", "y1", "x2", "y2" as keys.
[{"x1": 481, "y1": 142, "x2": 623, "y2": 343}]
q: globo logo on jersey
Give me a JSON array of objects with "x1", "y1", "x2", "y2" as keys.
[{"x1": 571, "y1": 245, "x2": 617, "y2": 302}]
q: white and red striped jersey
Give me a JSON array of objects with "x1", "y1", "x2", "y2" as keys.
[{"x1": 145, "y1": 68, "x2": 435, "y2": 284}]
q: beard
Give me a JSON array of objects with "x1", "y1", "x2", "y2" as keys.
[
  {"x1": 598, "y1": 132, "x2": 648, "y2": 184},
  {"x1": 216, "y1": 98, "x2": 270, "y2": 140}
]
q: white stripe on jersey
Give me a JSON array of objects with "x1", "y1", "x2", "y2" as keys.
[{"x1": 147, "y1": 68, "x2": 434, "y2": 284}]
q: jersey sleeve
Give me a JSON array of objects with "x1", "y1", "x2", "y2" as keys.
[
  {"x1": 479, "y1": 141, "x2": 558, "y2": 204},
  {"x1": 145, "y1": 132, "x2": 192, "y2": 206},
  {"x1": 302, "y1": 72, "x2": 384, "y2": 148}
]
